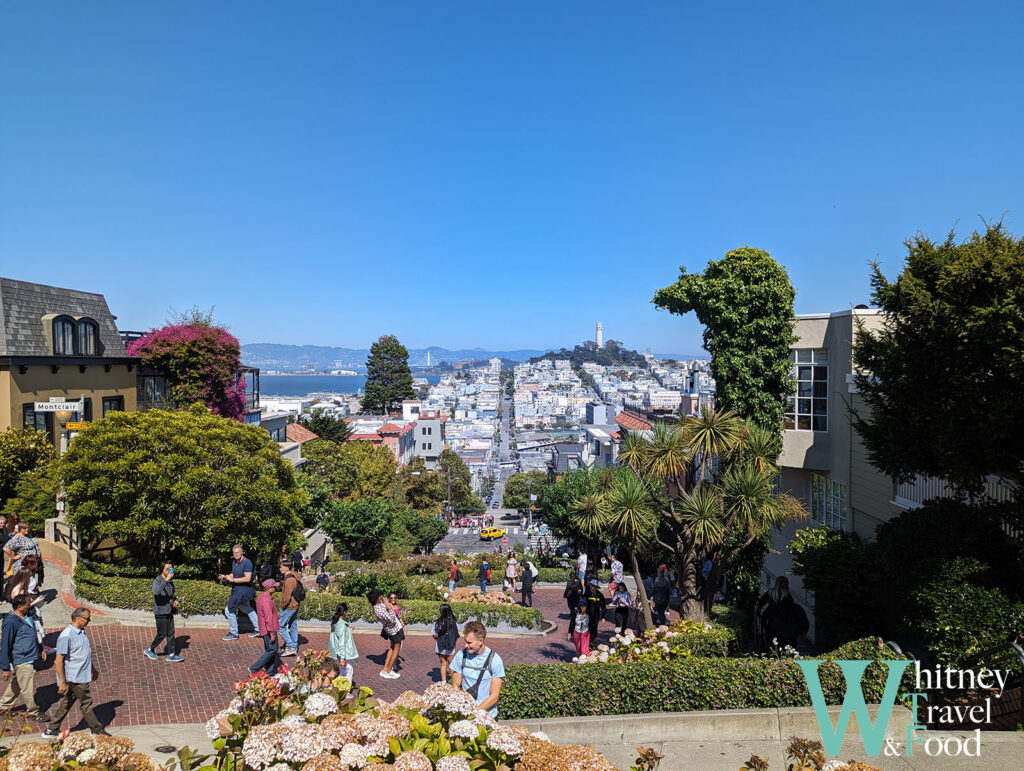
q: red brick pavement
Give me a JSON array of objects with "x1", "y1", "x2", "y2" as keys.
[{"x1": 27, "y1": 586, "x2": 672, "y2": 729}]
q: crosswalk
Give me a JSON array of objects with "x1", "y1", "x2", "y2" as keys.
[{"x1": 451, "y1": 527, "x2": 522, "y2": 535}]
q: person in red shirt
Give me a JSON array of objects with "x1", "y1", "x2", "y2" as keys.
[{"x1": 249, "y1": 579, "x2": 281, "y2": 675}]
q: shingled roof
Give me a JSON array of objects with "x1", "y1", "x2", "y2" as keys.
[{"x1": 0, "y1": 277, "x2": 129, "y2": 358}]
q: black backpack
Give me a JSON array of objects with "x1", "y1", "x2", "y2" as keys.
[
  {"x1": 291, "y1": 576, "x2": 306, "y2": 603},
  {"x1": 455, "y1": 568, "x2": 464, "y2": 583}
]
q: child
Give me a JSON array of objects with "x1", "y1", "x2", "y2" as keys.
[
  {"x1": 572, "y1": 602, "x2": 591, "y2": 657},
  {"x1": 329, "y1": 603, "x2": 358, "y2": 682}
]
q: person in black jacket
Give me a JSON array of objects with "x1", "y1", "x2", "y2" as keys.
[
  {"x1": 756, "y1": 576, "x2": 808, "y2": 651},
  {"x1": 144, "y1": 562, "x2": 183, "y2": 662},
  {"x1": 651, "y1": 564, "x2": 672, "y2": 626},
  {"x1": 519, "y1": 560, "x2": 535, "y2": 607},
  {"x1": 562, "y1": 571, "x2": 582, "y2": 641},
  {"x1": 585, "y1": 578, "x2": 607, "y2": 638}
]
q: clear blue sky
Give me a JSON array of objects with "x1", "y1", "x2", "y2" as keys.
[{"x1": 2, "y1": 1, "x2": 1022, "y2": 353}]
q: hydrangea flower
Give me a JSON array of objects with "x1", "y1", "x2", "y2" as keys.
[
  {"x1": 485, "y1": 726, "x2": 525, "y2": 756},
  {"x1": 446, "y1": 720, "x2": 479, "y2": 740},
  {"x1": 436, "y1": 756, "x2": 472, "y2": 771},
  {"x1": 304, "y1": 692, "x2": 339, "y2": 718}
]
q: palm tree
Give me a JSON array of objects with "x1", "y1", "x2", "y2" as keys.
[{"x1": 602, "y1": 473, "x2": 657, "y2": 629}]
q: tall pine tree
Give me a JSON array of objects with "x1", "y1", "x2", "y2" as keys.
[{"x1": 360, "y1": 334, "x2": 415, "y2": 415}]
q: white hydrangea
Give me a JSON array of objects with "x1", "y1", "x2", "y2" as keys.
[
  {"x1": 447, "y1": 719, "x2": 479, "y2": 740},
  {"x1": 338, "y1": 742, "x2": 372, "y2": 767},
  {"x1": 485, "y1": 726, "x2": 524, "y2": 756},
  {"x1": 421, "y1": 682, "x2": 479, "y2": 716},
  {"x1": 304, "y1": 692, "x2": 339, "y2": 718},
  {"x1": 205, "y1": 717, "x2": 221, "y2": 739},
  {"x1": 530, "y1": 731, "x2": 549, "y2": 742},
  {"x1": 471, "y1": 708, "x2": 499, "y2": 730},
  {"x1": 436, "y1": 756, "x2": 472, "y2": 771},
  {"x1": 76, "y1": 749, "x2": 97, "y2": 763}
]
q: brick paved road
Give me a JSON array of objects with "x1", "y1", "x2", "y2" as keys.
[{"x1": 26, "y1": 587, "x2": 672, "y2": 730}]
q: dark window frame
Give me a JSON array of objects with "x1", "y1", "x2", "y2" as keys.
[
  {"x1": 75, "y1": 318, "x2": 99, "y2": 356},
  {"x1": 102, "y1": 395, "x2": 125, "y2": 417},
  {"x1": 22, "y1": 403, "x2": 54, "y2": 435},
  {"x1": 52, "y1": 316, "x2": 76, "y2": 355}
]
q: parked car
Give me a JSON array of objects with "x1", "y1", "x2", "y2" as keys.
[{"x1": 491, "y1": 502, "x2": 499, "y2": 508}]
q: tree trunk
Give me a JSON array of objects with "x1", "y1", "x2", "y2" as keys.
[
  {"x1": 701, "y1": 558, "x2": 726, "y2": 617},
  {"x1": 630, "y1": 549, "x2": 653, "y2": 630},
  {"x1": 677, "y1": 549, "x2": 706, "y2": 621}
]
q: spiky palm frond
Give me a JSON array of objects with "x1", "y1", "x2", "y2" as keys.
[
  {"x1": 722, "y1": 465, "x2": 777, "y2": 534},
  {"x1": 647, "y1": 422, "x2": 692, "y2": 482},
  {"x1": 618, "y1": 429, "x2": 649, "y2": 473},
  {"x1": 684, "y1": 406, "x2": 743, "y2": 461},
  {"x1": 569, "y1": 492, "x2": 609, "y2": 538},
  {"x1": 743, "y1": 423, "x2": 779, "y2": 475},
  {"x1": 604, "y1": 472, "x2": 657, "y2": 544},
  {"x1": 677, "y1": 486, "x2": 725, "y2": 545}
]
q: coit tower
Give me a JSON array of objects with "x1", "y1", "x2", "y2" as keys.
[{"x1": 595, "y1": 321, "x2": 603, "y2": 348}]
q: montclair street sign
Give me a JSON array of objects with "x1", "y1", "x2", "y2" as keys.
[{"x1": 33, "y1": 397, "x2": 85, "y2": 412}]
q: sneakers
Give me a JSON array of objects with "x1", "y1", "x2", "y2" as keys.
[
  {"x1": 43, "y1": 728, "x2": 60, "y2": 737},
  {"x1": 381, "y1": 670, "x2": 400, "y2": 679},
  {"x1": 166, "y1": 654, "x2": 184, "y2": 663},
  {"x1": 221, "y1": 634, "x2": 239, "y2": 641},
  {"x1": 248, "y1": 632, "x2": 261, "y2": 638},
  {"x1": 281, "y1": 648, "x2": 297, "y2": 657},
  {"x1": 143, "y1": 648, "x2": 158, "y2": 660},
  {"x1": 33, "y1": 713, "x2": 50, "y2": 723}
]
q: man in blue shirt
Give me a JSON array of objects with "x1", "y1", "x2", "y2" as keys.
[
  {"x1": 44, "y1": 608, "x2": 107, "y2": 736},
  {"x1": 219, "y1": 544, "x2": 259, "y2": 641},
  {"x1": 0, "y1": 594, "x2": 48, "y2": 721},
  {"x1": 450, "y1": 621, "x2": 504, "y2": 717}
]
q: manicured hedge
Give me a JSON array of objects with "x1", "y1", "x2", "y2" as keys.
[
  {"x1": 500, "y1": 638, "x2": 912, "y2": 719},
  {"x1": 73, "y1": 564, "x2": 545, "y2": 630}
]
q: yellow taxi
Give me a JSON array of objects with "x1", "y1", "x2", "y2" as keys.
[{"x1": 479, "y1": 526, "x2": 507, "y2": 541}]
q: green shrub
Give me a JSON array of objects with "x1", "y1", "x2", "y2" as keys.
[
  {"x1": 711, "y1": 604, "x2": 752, "y2": 652},
  {"x1": 501, "y1": 637, "x2": 911, "y2": 719},
  {"x1": 789, "y1": 526, "x2": 878, "y2": 648},
  {"x1": 907, "y1": 558, "x2": 1024, "y2": 667},
  {"x1": 73, "y1": 564, "x2": 543, "y2": 629}
]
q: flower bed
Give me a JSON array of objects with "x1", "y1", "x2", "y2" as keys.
[
  {"x1": 203, "y1": 650, "x2": 618, "y2": 770},
  {"x1": 501, "y1": 638, "x2": 913, "y2": 720},
  {"x1": 1, "y1": 731, "x2": 162, "y2": 771},
  {"x1": 573, "y1": 618, "x2": 736, "y2": 663},
  {"x1": 73, "y1": 564, "x2": 545, "y2": 630}
]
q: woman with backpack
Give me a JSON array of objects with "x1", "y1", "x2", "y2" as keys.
[
  {"x1": 432, "y1": 603, "x2": 459, "y2": 683},
  {"x1": 448, "y1": 560, "x2": 460, "y2": 594}
]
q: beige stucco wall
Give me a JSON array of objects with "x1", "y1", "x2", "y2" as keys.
[{"x1": 1, "y1": 363, "x2": 137, "y2": 444}]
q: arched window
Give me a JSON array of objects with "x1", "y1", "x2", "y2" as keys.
[
  {"x1": 76, "y1": 319, "x2": 98, "y2": 355},
  {"x1": 53, "y1": 317, "x2": 75, "y2": 355}
]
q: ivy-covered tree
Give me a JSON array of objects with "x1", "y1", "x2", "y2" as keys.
[
  {"x1": 60, "y1": 405, "x2": 306, "y2": 569},
  {"x1": 0, "y1": 427, "x2": 55, "y2": 502},
  {"x1": 298, "y1": 408, "x2": 352, "y2": 444},
  {"x1": 654, "y1": 246, "x2": 797, "y2": 455},
  {"x1": 127, "y1": 312, "x2": 246, "y2": 420},
  {"x1": 853, "y1": 222, "x2": 1024, "y2": 496},
  {"x1": 2, "y1": 465, "x2": 60, "y2": 532},
  {"x1": 360, "y1": 335, "x2": 415, "y2": 415}
]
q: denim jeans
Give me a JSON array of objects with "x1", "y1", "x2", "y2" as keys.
[
  {"x1": 480, "y1": 580, "x2": 487, "y2": 594},
  {"x1": 226, "y1": 605, "x2": 259, "y2": 636},
  {"x1": 251, "y1": 633, "x2": 280, "y2": 675},
  {"x1": 279, "y1": 609, "x2": 298, "y2": 649},
  {"x1": 448, "y1": 580, "x2": 457, "y2": 593}
]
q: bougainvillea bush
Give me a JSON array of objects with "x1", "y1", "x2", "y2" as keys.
[
  {"x1": 205, "y1": 650, "x2": 618, "y2": 770},
  {"x1": 128, "y1": 323, "x2": 246, "y2": 419}
]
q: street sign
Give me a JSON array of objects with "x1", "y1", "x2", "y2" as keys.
[
  {"x1": 66, "y1": 422, "x2": 88, "y2": 430},
  {"x1": 33, "y1": 400, "x2": 82, "y2": 412},
  {"x1": 530, "y1": 504, "x2": 535, "y2": 511}
]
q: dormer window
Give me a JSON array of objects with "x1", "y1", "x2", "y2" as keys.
[
  {"x1": 53, "y1": 318, "x2": 75, "y2": 355},
  {"x1": 76, "y1": 320, "x2": 98, "y2": 355}
]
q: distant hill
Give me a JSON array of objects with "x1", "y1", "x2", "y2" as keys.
[
  {"x1": 240, "y1": 343, "x2": 555, "y2": 372},
  {"x1": 529, "y1": 339, "x2": 648, "y2": 368}
]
